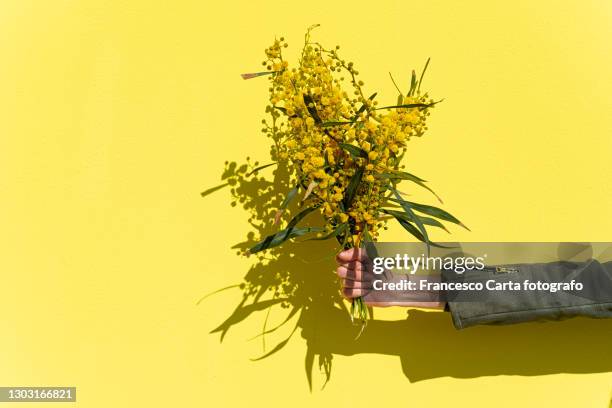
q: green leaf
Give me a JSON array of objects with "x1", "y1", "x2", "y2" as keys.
[
  {"x1": 280, "y1": 185, "x2": 299, "y2": 209},
  {"x1": 343, "y1": 167, "x2": 364, "y2": 210},
  {"x1": 241, "y1": 71, "x2": 277, "y2": 80},
  {"x1": 246, "y1": 162, "x2": 277, "y2": 177},
  {"x1": 392, "y1": 187, "x2": 430, "y2": 254},
  {"x1": 388, "y1": 72, "x2": 403, "y2": 96},
  {"x1": 379, "y1": 170, "x2": 426, "y2": 182},
  {"x1": 394, "y1": 214, "x2": 426, "y2": 242},
  {"x1": 381, "y1": 209, "x2": 449, "y2": 232},
  {"x1": 383, "y1": 210, "x2": 451, "y2": 248},
  {"x1": 274, "y1": 106, "x2": 298, "y2": 118},
  {"x1": 320, "y1": 121, "x2": 355, "y2": 127},
  {"x1": 362, "y1": 226, "x2": 372, "y2": 244},
  {"x1": 248, "y1": 225, "x2": 324, "y2": 254},
  {"x1": 417, "y1": 57, "x2": 430, "y2": 94},
  {"x1": 388, "y1": 198, "x2": 469, "y2": 230},
  {"x1": 374, "y1": 102, "x2": 437, "y2": 110},
  {"x1": 251, "y1": 205, "x2": 320, "y2": 253},
  {"x1": 408, "y1": 70, "x2": 417, "y2": 96},
  {"x1": 339, "y1": 143, "x2": 368, "y2": 159},
  {"x1": 282, "y1": 206, "x2": 318, "y2": 239},
  {"x1": 355, "y1": 92, "x2": 378, "y2": 116},
  {"x1": 378, "y1": 170, "x2": 442, "y2": 203},
  {"x1": 274, "y1": 185, "x2": 299, "y2": 224},
  {"x1": 302, "y1": 94, "x2": 322, "y2": 124},
  {"x1": 417, "y1": 216, "x2": 449, "y2": 232}
]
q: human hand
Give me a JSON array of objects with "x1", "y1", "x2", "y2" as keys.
[{"x1": 336, "y1": 248, "x2": 446, "y2": 309}]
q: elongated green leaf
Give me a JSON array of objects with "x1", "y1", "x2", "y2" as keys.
[
  {"x1": 380, "y1": 169, "x2": 426, "y2": 182},
  {"x1": 254, "y1": 205, "x2": 319, "y2": 253},
  {"x1": 241, "y1": 71, "x2": 278, "y2": 80},
  {"x1": 320, "y1": 121, "x2": 355, "y2": 127},
  {"x1": 355, "y1": 92, "x2": 378, "y2": 116},
  {"x1": 384, "y1": 210, "x2": 451, "y2": 248},
  {"x1": 408, "y1": 70, "x2": 417, "y2": 96},
  {"x1": 282, "y1": 206, "x2": 318, "y2": 239},
  {"x1": 375, "y1": 102, "x2": 436, "y2": 110},
  {"x1": 302, "y1": 94, "x2": 322, "y2": 124},
  {"x1": 417, "y1": 57, "x2": 430, "y2": 93},
  {"x1": 395, "y1": 214, "x2": 425, "y2": 241},
  {"x1": 274, "y1": 185, "x2": 299, "y2": 224},
  {"x1": 339, "y1": 143, "x2": 368, "y2": 159},
  {"x1": 388, "y1": 197, "x2": 469, "y2": 230},
  {"x1": 381, "y1": 209, "x2": 449, "y2": 232},
  {"x1": 246, "y1": 162, "x2": 277, "y2": 177},
  {"x1": 362, "y1": 225, "x2": 372, "y2": 243},
  {"x1": 343, "y1": 167, "x2": 364, "y2": 209},
  {"x1": 416, "y1": 216, "x2": 449, "y2": 232},
  {"x1": 273, "y1": 106, "x2": 297, "y2": 118},
  {"x1": 389, "y1": 72, "x2": 403, "y2": 96},
  {"x1": 248, "y1": 226, "x2": 324, "y2": 254},
  {"x1": 281, "y1": 185, "x2": 298, "y2": 208},
  {"x1": 392, "y1": 188, "x2": 430, "y2": 254},
  {"x1": 377, "y1": 171, "x2": 442, "y2": 203}
]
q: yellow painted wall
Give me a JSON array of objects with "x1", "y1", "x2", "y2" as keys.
[{"x1": 1, "y1": 1, "x2": 611, "y2": 407}]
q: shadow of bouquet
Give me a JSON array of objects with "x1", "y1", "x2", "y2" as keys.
[{"x1": 202, "y1": 160, "x2": 351, "y2": 389}]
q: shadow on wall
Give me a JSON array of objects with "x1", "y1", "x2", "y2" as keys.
[{"x1": 201, "y1": 161, "x2": 612, "y2": 389}]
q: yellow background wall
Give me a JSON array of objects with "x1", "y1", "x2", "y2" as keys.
[{"x1": 1, "y1": 1, "x2": 611, "y2": 407}]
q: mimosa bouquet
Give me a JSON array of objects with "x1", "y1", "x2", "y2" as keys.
[{"x1": 238, "y1": 25, "x2": 466, "y2": 323}]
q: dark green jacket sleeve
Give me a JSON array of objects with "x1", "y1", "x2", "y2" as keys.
[{"x1": 446, "y1": 260, "x2": 612, "y2": 329}]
